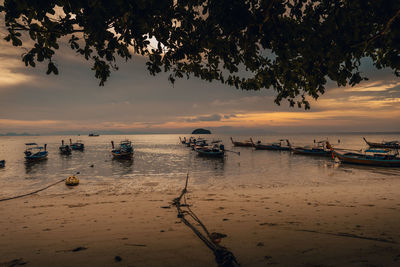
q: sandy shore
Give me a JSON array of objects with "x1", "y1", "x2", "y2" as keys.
[{"x1": 1, "y1": 181, "x2": 400, "y2": 267}]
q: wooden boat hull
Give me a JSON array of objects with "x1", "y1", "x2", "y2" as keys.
[
  {"x1": 25, "y1": 151, "x2": 48, "y2": 162},
  {"x1": 255, "y1": 145, "x2": 291, "y2": 151},
  {"x1": 232, "y1": 142, "x2": 253, "y2": 147},
  {"x1": 363, "y1": 137, "x2": 400, "y2": 149},
  {"x1": 59, "y1": 146, "x2": 72, "y2": 155},
  {"x1": 111, "y1": 140, "x2": 134, "y2": 159},
  {"x1": 111, "y1": 151, "x2": 133, "y2": 159},
  {"x1": 333, "y1": 151, "x2": 400, "y2": 167},
  {"x1": 196, "y1": 149, "x2": 224, "y2": 158},
  {"x1": 71, "y1": 144, "x2": 84, "y2": 150},
  {"x1": 230, "y1": 137, "x2": 253, "y2": 147}
]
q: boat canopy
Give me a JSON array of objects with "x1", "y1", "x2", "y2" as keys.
[
  {"x1": 26, "y1": 146, "x2": 43, "y2": 150},
  {"x1": 365, "y1": 149, "x2": 390, "y2": 153},
  {"x1": 25, "y1": 143, "x2": 38, "y2": 146}
]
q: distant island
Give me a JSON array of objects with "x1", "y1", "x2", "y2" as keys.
[
  {"x1": 0, "y1": 132, "x2": 39, "y2": 136},
  {"x1": 191, "y1": 128, "x2": 211, "y2": 134}
]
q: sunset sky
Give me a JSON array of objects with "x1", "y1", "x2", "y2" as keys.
[{"x1": 0, "y1": 34, "x2": 399, "y2": 134}]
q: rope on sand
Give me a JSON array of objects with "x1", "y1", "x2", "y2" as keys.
[
  {"x1": 172, "y1": 173, "x2": 240, "y2": 267},
  {"x1": 0, "y1": 178, "x2": 66, "y2": 202}
]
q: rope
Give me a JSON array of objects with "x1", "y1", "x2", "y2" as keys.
[
  {"x1": 0, "y1": 178, "x2": 65, "y2": 202},
  {"x1": 173, "y1": 173, "x2": 240, "y2": 267}
]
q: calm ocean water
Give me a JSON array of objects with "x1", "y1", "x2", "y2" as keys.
[{"x1": 0, "y1": 134, "x2": 399, "y2": 198}]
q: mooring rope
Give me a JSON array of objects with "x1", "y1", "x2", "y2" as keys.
[
  {"x1": 172, "y1": 173, "x2": 240, "y2": 267},
  {"x1": 0, "y1": 178, "x2": 65, "y2": 202}
]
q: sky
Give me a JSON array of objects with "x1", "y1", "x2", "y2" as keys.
[{"x1": 0, "y1": 29, "x2": 399, "y2": 135}]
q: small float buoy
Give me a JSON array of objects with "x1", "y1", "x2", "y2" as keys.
[{"x1": 65, "y1": 175, "x2": 79, "y2": 186}]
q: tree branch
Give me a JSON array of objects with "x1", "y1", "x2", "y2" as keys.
[
  {"x1": 351, "y1": 8, "x2": 400, "y2": 49},
  {"x1": 259, "y1": 0, "x2": 276, "y2": 32},
  {"x1": 11, "y1": 25, "x2": 84, "y2": 35}
]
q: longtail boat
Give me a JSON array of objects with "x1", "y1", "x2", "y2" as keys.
[
  {"x1": 111, "y1": 140, "x2": 134, "y2": 159},
  {"x1": 192, "y1": 139, "x2": 209, "y2": 150},
  {"x1": 24, "y1": 143, "x2": 48, "y2": 162},
  {"x1": 332, "y1": 148, "x2": 400, "y2": 167},
  {"x1": 186, "y1": 139, "x2": 193, "y2": 147},
  {"x1": 0, "y1": 160, "x2": 5, "y2": 168},
  {"x1": 179, "y1": 137, "x2": 187, "y2": 144},
  {"x1": 363, "y1": 137, "x2": 400, "y2": 149},
  {"x1": 230, "y1": 137, "x2": 253, "y2": 147},
  {"x1": 59, "y1": 140, "x2": 72, "y2": 155},
  {"x1": 195, "y1": 144, "x2": 225, "y2": 158},
  {"x1": 250, "y1": 138, "x2": 292, "y2": 151},
  {"x1": 292, "y1": 140, "x2": 332, "y2": 156},
  {"x1": 183, "y1": 137, "x2": 195, "y2": 147},
  {"x1": 70, "y1": 139, "x2": 85, "y2": 151}
]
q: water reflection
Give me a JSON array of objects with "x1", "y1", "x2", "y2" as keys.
[
  {"x1": 111, "y1": 158, "x2": 134, "y2": 175},
  {"x1": 72, "y1": 150, "x2": 85, "y2": 153},
  {"x1": 196, "y1": 155, "x2": 225, "y2": 172},
  {"x1": 25, "y1": 159, "x2": 48, "y2": 174},
  {"x1": 337, "y1": 162, "x2": 400, "y2": 176},
  {"x1": 189, "y1": 153, "x2": 225, "y2": 178},
  {"x1": 59, "y1": 153, "x2": 72, "y2": 159},
  {"x1": 290, "y1": 152, "x2": 333, "y2": 161},
  {"x1": 0, "y1": 133, "x2": 399, "y2": 196}
]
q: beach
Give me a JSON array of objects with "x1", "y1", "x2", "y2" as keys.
[
  {"x1": 1, "y1": 1, "x2": 400, "y2": 265},
  {"x1": 1, "y1": 178, "x2": 400, "y2": 267}
]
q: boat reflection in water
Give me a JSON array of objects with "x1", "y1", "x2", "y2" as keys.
[
  {"x1": 111, "y1": 156, "x2": 134, "y2": 175},
  {"x1": 25, "y1": 159, "x2": 48, "y2": 174}
]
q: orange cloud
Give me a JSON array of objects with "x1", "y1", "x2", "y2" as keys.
[{"x1": 0, "y1": 119, "x2": 60, "y2": 126}]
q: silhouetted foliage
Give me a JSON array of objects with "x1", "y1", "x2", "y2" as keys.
[{"x1": 1, "y1": 0, "x2": 399, "y2": 108}]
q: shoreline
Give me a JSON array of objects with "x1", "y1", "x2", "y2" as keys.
[{"x1": 1, "y1": 182, "x2": 400, "y2": 266}]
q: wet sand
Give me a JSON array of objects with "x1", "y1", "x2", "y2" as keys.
[{"x1": 1, "y1": 181, "x2": 400, "y2": 267}]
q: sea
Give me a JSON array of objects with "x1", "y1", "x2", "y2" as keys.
[{"x1": 0, "y1": 133, "x2": 399, "y2": 198}]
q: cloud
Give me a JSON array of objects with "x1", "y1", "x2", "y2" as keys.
[
  {"x1": 344, "y1": 80, "x2": 400, "y2": 92},
  {"x1": 224, "y1": 114, "x2": 237, "y2": 119},
  {"x1": 185, "y1": 114, "x2": 222, "y2": 122},
  {"x1": 0, "y1": 119, "x2": 60, "y2": 126},
  {"x1": 0, "y1": 55, "x2": 37, "y2": 88},
  {"x1": 0, "y1": 22, "x2": 400, "y2": 134}
]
